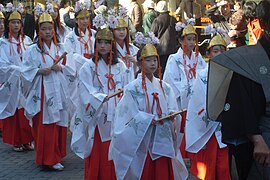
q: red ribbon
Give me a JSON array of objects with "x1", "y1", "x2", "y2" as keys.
[
  {"x1": 151, "y1": 93, "x2": 163, "y2": 119},
  {"x1": 105, "y1": 73, "x2": 116, "y2": 91}
]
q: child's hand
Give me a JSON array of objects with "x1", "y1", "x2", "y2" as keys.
[
  {"x1": 38, "y1": 68, "x2": 52, "y2": 76},
  {"x1": 51, "y1": 64, "x2": 62, "y2": 72}
]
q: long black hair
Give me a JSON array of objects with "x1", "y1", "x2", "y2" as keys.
[
  {"x1": 243, "y1": 1, "x2": 257, "y2": 20},
  {"x1": 92, "y1": 39, "x2": 119, "y2": 65},
  {"x1": 4, "y1": 12, "x2": 24, "y2": 39},
  {"x1": 34, "y1": 19, "x2": 60, "y2": 52}
]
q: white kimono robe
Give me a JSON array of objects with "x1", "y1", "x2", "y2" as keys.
[
  {"x1": 64, "y1": 29, "x2": 96, "y2": 121},
  {"x1": 185, "y1": 68, "x2": 227, "y2": 153},
  {"x1": 116, "y1": 42, "x2": 139, "y2": 84},
  {"x1": 109, "y1": 74, "x2": 188, "y2": 180},
  {"x1": 0, "y1": 36, "x2": 32, "y2": 119},
  {"x1": 71, "y1": 58, "x2": 132, "y2": 159},
  {"x1": 163, "y1": 48, "x2": 207, "y2": 111},
  {"x1": 57, "y1": 25, "x2": 69, "y2": 43},
  {"x1": 64, "y1": 29, "x2": 96, "y2": 72},
  {"x1": 21, "y1": 43, "x2": 75, "y2": 127}
]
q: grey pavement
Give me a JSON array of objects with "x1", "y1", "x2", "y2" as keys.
[
  {"x1": 0, "y1": 131, "x2": 84, "y2": 180},
  {"x1": 0, "y1": 131, "x2": 237, "y2": 180}
]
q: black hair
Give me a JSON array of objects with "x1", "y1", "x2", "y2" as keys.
[
  {"x1": 243, "y1": 1, "x2": 257, "y2": 20},
  {"x1": 4, "y1": 12, "x2": 23, "y2": 39},
  {"x1": 60, "y1": 0, "x2": 69, "y2": 9},
  {"x1": 74, "y1": 10, "x2": 93, "y2": 36},
  {"x1": 34, "y1": 19, "x2": 60, "y2": 52},
  {"x1": 256, "y1": 0, "x2": 270, "y2": 22},
  {"x1": 92, "y1": 39, "x2": 119, "y2": 65}
]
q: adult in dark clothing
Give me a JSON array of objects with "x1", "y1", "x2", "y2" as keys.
[
  {"x1": 150, "y1": 0, "x2": 177, "y2": 73},
  {"x1": 206, "y1": 0, "x2": 231, "y2": 44},
  {"x1": 23, "y1": 13, "x2": 35, "y2": 40},
  {"x1": 207, "y1": 1, "x2": 270, "y2": 179}
]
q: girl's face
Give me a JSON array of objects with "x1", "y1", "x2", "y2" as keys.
[
  {"x1": 0, "y1": 19, "x2": 4, "y2": 34},
  {"x1": 113, "y1": 27, "x2": 127, "y2": 41},
  {"x1": 211, "y1": 45, "x2": 226, "y2": 58},
  {"x1": 77, "y1": 16, "x2": 89, "y2": 31},
  {"x1": 51, "y1": 8, "x2": 59, "y2": 20},
  {"x1": 10, "y1": 20, "x2": 21, "y2": 34},
  {"x1": 143, "y1": 56, "x2": 158, "y2": 75},
  {"x1": 97, "y1": 39, "x2": 111, "y2": 56},
  {"x1": 40, "y1": 22, "x2": 54, "y2": 42},
  {"x1": 183, "y1": 34, "x2": 196, "y2": 52}
]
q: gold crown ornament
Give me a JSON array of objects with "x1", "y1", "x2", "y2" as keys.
[
  {"x1": 182, "y1": 24, "x2": 196, "y2": 37},
  {"x1": 208, "y1": 35, "x2": 227, "y2": 49},
  {"x1": 96, "y1": 28, "x2": 114, "y2": 41},
  {"x1": 8, "y1": 11, "x2": 22, "y2": 21},
  {"x1": 38, "y1": 12, "x2": 53, "y2": 24},
  {"x1": 51, "y1": 1, "x2": 59, "y2": 9},
  {"x1": 76, "y1": 9, "x2": 90, "y2": 19},
  {"x1": 0, "y1": 12, "x2": 4, "y2": 19},
  {"x1": 115, "y1": 18, "x2": 128, "y2": 29},
  {"x1": 140, "y1": 44, "x2": 158, "y2": 60}
]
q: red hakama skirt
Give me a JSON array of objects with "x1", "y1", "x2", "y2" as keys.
[
  {"x1": 141, "y1": 154, "x2": 174, "y2": 180},
  {"x1": 2, "y1": 108, "x2": 33, "y2": 146},
  {"x1": 189, "y1": 135, "x2": 231, "y2": 180},
  {"x1": 84, "y1": 128, "x2": 116, "y2": 180}
]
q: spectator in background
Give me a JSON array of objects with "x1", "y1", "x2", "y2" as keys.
[
  {"x1": 142, "y1": 0, "x2": 157, "y2": 35},
  {"x1": 243, "y1": 0, "x2": 263, "y2": 45},
  {"x1": 151, "y1": 0, "x2": 177, "y2": 73},
  {"x1": 206, "y1": 0, "x2": 231, "y2": 34},
  {"x1": 22, "y1": 2, "x2": 35, "y2": 40},
  {"x1": 129, "y1": 0, "x2": 143, "y2": 32},
  {"x1": 177, "y1": 0, "x2": 202, "y2": 40},
  {"x1": 227, "y1": 8, "x2": 247, "y2": 48}
]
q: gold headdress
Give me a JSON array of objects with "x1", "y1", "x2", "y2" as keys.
[
  {"x1": 8, "y1": 11, "x2": 22, "y2": 21},
  {"x1": 182, "y1": 24, "x2": 197, "y2": 37},
  {"x1": 38, "y1": 12, "x2": 53, "y2": 24},
  {"x1": 115, "y1": 18, "x2": 128, "y2": 29},
  {"x1": 96, "y1": 28, "x2": 114, "y2": 41},
  {"x1": 208, "y1": 35, "x2": 227, "y2": 49},
  {"x1": 204, "y1": 24, "x2": 227, "y2": 49},
  {"x1": 0, "y1": 12, "x2": 4, "y2": 19},
  {"x1": 140, "y1": 44, "x2": 158, "y2": 60}
]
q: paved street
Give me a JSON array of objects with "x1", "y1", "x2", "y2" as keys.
[
  {"x1": 0, "y1": 132, "x2": 84, "y2": 180},
  {"x1": 0, "y1": 131, "x2": 237, "y2": 180}
]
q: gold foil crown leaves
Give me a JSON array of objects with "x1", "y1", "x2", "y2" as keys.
[
  {"x1": 8, "y1": 11, "x2": 22, "y2": 21},
  {"x1": 115, "y1": 18, "x2": 128, "y2": 29},
  {"x1": 182, "y1": 24, "x2": 196, "y2": 37},
  {"x1": 208, "y1": 34, "x2": 227, "y2": 49},
  {"x1": 96, "y1": 28, "x2": 114, "y2": 41},
  {"x1": 140, "y1": 44, "x2": 158, "y2": 60},
  {"x1": 39, "y1": 12, "x2": 53, "y2": 24}
]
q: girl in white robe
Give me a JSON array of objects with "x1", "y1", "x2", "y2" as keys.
[
  {"x1": 49, "y1": 1, "x2": 69, "y2": 43},
  {"x1": 163, "y1": 23, "x2": 207, "y2": 158},
  {"x1": 71, "y1": 28, "x2": 132, "y2": 180},
  {"x1": 185, "y1": 35, "x2": 230, "y2": 180},
  {"x1": 112, "y1": 18, "x2": 139, "y2": 84},
  {"x1": 110, "y1": 43, "x2": 188, "y2": 180},
  {"x1": 64, "y1": 6, "x2": 96, "y2": 123},
  {"x1": 21, "y1": 12, "x2": 74, "y2": 171},
  {"x1": 0, "y1": 9, "x2": 33, "y2": 152}
]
